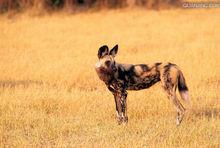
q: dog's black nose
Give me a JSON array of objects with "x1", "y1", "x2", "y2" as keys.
[{"x1": 105, "y1": 60, "x2": 111, "y2": 67}]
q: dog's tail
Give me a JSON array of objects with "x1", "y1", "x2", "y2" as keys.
[{"x1": 178, "y1": 71, "x2": 190, "y2": 104}]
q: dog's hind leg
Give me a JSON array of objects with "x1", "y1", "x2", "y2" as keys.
[
  {"x1": 161, "y1": 64, "x2": 186, "y2": 125},
  {"x1": 161, "y1": 81, "x2": 185, "y2": 126},
  {"x1": 165, "y1": 87, "x2": 185, "y2": 125},
  {"x1": 170, "y1": 91, "x2": 185, "y2": 125}
]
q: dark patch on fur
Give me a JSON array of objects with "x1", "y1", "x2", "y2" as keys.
[
  {"x1": 118, "y1": 66, "x2": 137, "y2": 84},
  {"x1": 125, "y1": 66, "x2": 137, "y2": 84},
  {"x1": 139, "y1": 64, "x2": 149, "y2": 72},
  {"x1": 163, "y1": 64, "x2": 173, "y2": 92},
  {"x1": 155, "y1": 62, "x2": 162, "y2": 66},
  {"x1": 155, "y1": 63, "x2": 162, "y2": 77},
  {"x1": 178, "y1": 73, "x2": 188, "y2": 92},
  {"x1": 117, "y1": 66, "x2": 126, "y2": 81}
]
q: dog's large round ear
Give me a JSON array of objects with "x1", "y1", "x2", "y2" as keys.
[
  {"x1": 98, "y1": 45, "x2": 109, "y2": 59},
  {"x1": 110, "y1": 44, "x2": 118, "y2": 57}
]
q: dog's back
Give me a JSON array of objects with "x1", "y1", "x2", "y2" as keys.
[{"x1": 115, "y1": 63, "x2": 162, "y2": 90}]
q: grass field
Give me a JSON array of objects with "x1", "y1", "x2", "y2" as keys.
[{"x1": 0, "y1": 8, "x2": 220, "y2": 147}]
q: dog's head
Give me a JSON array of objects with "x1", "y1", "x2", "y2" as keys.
[{"x1": 95, "y1": 44, "x2": 118, "y2": 82}]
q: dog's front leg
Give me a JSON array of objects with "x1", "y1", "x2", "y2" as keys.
[
  {"x1": 106, "y1": 84, "x2": 128, "y2": 125},
  {"x1": 115, "y1": 90, "x2": 128, "y2": 125},
  {"x1": 120, "y1": 90, "x2": 128, "y2": 124},
  {"x1": 106, "y1": 84, "x2": 120, "y2": 120}
]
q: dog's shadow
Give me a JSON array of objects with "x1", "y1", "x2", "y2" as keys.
[
  {"x1": 0, "y1": 80, "x2": 43, "y2": 89},
  {"x1": 190, "y1": 107, "x2": 220, "y2": 120}
]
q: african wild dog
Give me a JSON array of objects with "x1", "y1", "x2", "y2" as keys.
[{"x1": 95, "y1": 44, "x2": 189, "y2": 125}]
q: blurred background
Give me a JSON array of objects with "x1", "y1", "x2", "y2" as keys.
[
  {"x1": 0, "y1": 0, "x2": 184, "y2": 13},
  {"x1": 0, "y1": 0, "x2": 219, "y2": 147}
]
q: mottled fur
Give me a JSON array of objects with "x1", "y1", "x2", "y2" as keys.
[{"x1": 95, "y1": 45, "x2": 189, "y2": 125}]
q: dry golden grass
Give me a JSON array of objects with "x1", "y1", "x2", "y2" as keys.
[{"x1": 0, "y1": 8, "x2": 220, "y2": 147}]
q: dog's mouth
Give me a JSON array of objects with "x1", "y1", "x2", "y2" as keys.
[{"x1": 98, "y1": 66, "x2": 116, "y2": 74}]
